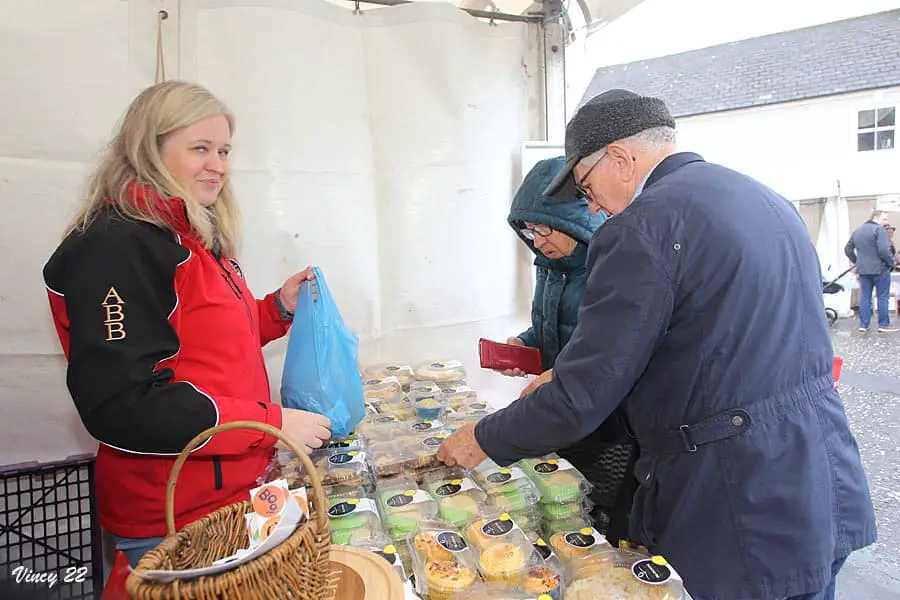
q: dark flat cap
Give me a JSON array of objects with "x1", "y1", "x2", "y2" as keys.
[{"x1": 544, "y1": 89, "x2": 676, "y2": 200}]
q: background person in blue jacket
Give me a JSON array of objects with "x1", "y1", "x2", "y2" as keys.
[
  {"x1": 844, "y1": 211, "x2": 898, "y2": 332},
  {"x1": 439, "y1": 89, "x2": 876, "y2": 600},
  {"x1": 502, "y1": 156, "x2": 639, "y2": 543}
]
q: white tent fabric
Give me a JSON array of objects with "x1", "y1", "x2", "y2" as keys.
[
  {"x1": 816, "y1": 195, "x2": 853, "y2": 318},
  {"x1": 0, "y1": 0, "x2": 542, "y2": 464}
]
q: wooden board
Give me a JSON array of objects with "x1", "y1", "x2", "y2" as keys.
[{"x1": 329, "y1": 545, "x2": 405, "y2": 600}]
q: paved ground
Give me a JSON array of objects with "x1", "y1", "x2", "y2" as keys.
[{"x1": 831, "y1": 319, "x2": 900, "y2": 599}]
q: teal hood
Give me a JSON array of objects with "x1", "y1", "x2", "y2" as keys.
[{"x1": 508, "y1": 156, "x2": 607, "y2": 270}]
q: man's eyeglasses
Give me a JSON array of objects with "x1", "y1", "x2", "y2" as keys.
[
  {"x1": 574, "y1": 150, "x2": 607, "y2": 198},
  {"x1": 520, "y1": 224, "x2": 553, "y2": 240}
]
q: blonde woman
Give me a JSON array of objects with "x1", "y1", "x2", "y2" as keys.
[{"x1": 42, "y1": 81, "x2": 331, "y2": 567}]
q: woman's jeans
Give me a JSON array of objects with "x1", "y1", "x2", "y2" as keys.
[
  {"x1": 112, "y1": 535, "x2": 166, "y2": 569},
  {"x1": 692, "y1": 557, "x2": 846, "y2": 600},
  {"x1": 859, "y1": 270, "x2": 892, "y2": 328}
]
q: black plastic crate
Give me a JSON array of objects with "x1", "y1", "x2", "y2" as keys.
[{"x1": 0, "y1": 454, "x2": 103, "y2": 600}]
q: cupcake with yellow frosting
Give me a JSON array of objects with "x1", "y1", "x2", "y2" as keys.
[{"x1": 478, "y1": 542, "x2": 527, "y2": 587}]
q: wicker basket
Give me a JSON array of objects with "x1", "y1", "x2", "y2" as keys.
[{"x1": 126, "y1": 420, "x2": 337, "y2": 600}]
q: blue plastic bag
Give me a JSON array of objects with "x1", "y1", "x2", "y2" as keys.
[{"x1": 280, "y1": 267, "x2": 365, "y2": 437}]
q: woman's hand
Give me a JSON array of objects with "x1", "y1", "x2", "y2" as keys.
[
  {"x1": 278, "y1": 266, "x2": 317, "y2": 314},
  {"x1": 519, "y1": 368, "x2": 553, "y2": 398},
  {"x1": 277, "y1": 408, "x2": 331, "y2": 453},
  {"x1": 499, "y1": 336, "x2": 527, "y2": 377}
]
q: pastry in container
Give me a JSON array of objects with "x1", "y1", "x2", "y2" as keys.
[
  {"x1": 326, "y1": 492, "x2": 385, "y2": 545},
  {"x1": 541, "y1": 513, "x2": 593, "y2": 538},
  {"x1": 376, "y1": 476, "x2": 439, "y2": 542},
  {"x1": 322, "y1": 432, "x2": 366, "y2": 451},
  {"x1": 413, "y1": 391, "x2": 448, "y2": 422},
  {"x1": 414, "y1": 360, "x2": 468, "y2": 384},
  {"x1": 538, "y1": 495, "x2": 592, "y2": 521},
  {"x1": 410, "y1": 380, "x2": 443, "y2": 395},
  {"x1": 408, "y1": 521, "x2": 479, "y2": 600},
  {"x1": 519, "y1": 454, "x2": 591, "y2": 504},
  {"x1": 463, "y1": 511, "x2": 533, "y2": 588},
  {"x1": 278, "y1": 448, "x2": 371, "y2": 489},
  {"x1": 547, "y1": 526, "x2": 611, "y2": 564},
  {"x1": 363, "y1": 362, "x2": 416, "y2": 388},
  {"x1": 472, "y1": 461, "x2": 541, "y2": 506},
  {"x1": 363, "y1": 375, "x2": 404, "y2": 400},
  {"x1": 566, "y1": 547, "x2": 689, "y2": 599},
  {"x1": 375, "y1": 394, "x2": 417, "y2": 420},
  {"x1": 521, "y1": 563, "x2": 564, "y2": 599},
  {"x1": 439, "y1": 385, "x2": 478, "y2": 409},
  {"x1": 423, "y1": 468, "x2": 488, "y2": 528}
]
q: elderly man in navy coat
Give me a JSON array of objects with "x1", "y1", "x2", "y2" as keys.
[{"x1": 438, "y1": 89, "x2": 876, "y2": 599}]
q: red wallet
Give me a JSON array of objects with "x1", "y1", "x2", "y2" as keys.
[{"x1": 478, "y1": 338, "x2": 544, "y2": 375}]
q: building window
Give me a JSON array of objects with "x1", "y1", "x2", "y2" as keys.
[{"x1": 857, "y1": 107, "x2": 895, "y2": 151}]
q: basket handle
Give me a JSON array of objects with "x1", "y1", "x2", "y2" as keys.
[{"x1": 164, "y1": 420, "x2": 329, "y2": 536}]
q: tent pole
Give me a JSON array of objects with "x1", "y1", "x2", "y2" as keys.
[{"x1": 348, "y1": 0, "x2": 544, "y2": 22}]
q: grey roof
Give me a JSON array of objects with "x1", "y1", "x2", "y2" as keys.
[{"x1": 580, "y1": 9, "x2": 900, "y2": 118}]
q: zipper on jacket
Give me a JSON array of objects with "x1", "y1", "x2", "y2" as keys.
[
  {"x1": 212, "y1": 456, "x2": 223, "y2": 490},
  {"x1": 213, "y1": 253, "x2": 255, "y2": 328}
]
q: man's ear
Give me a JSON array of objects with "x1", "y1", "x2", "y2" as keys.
[{"x1": 607, "y1": 143, "x2": 636, "y2": 182}]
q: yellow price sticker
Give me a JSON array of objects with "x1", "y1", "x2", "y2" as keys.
[
  {"x1": 347, "y1": 499, "x2": 359, "y2": 505},
  {"x1": 404, "y1": 490, "x2": 416, "y2": 496},
  {"x1": 384, "y1": 544, "x2": 396, "y2": 554},
  {"x1": 500, "y1": 513, "x2": 510, "y2": 521},
  {"x1": 652, "y1": 555, "x2": 668, "y2": 566},
  {"x1": 580, "y1": 528, "x2": 593, "y2": 536}
]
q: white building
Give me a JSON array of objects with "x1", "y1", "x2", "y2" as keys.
[{"x1": 580, "y1": 9, "x2": 900, "y2": 314}]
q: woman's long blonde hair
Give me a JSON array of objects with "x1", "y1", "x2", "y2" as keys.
[{"x1": 67, "y1": 80, "x2": 241, "y2": 256}]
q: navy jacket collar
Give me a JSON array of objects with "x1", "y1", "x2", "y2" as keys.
[{"x1": 644, "y1": 152, "x2": 705, "y2": 189}]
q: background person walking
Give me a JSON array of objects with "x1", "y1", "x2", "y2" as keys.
[{"x1": 845, "y1": 210, "x2": 898, "y2": 332}]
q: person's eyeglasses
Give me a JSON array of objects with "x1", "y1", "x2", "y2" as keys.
[
  {"x1": 574, "y1": 151, "x2": 607, "y2": 198},
  {"x1": 520, "y1": 224, "x2": 553, "y2": 240}
]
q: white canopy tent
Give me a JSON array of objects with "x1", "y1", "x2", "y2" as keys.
[{"x1": 0, "y1": 0, "x2": 644, "y2": 465}]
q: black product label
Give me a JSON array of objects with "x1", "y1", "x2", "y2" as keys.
[
  {"x1": 632, "y1": 559, "x2": 671, "y2": 584},
  {"x1": 386, "y1": 493, "x2": 413, "y2": 508},
  {"x1": 376, "y1": 416, "x2": 396, "y2": 423},
  {"x1": 365, "y1": 379, "x2": 381, "y2": 385},
  {"x1": 436, "y1": 531, "x2": 467, "y2": 552},
  {"x1": 431, "y1": 362, "x2": 445, "y2": 368},
  {"x1": 328, "y1": 501, "x2": 357, "y2": 517},
  {"x1": 533, "y1": 541, "x2": 553, "y2": 561},
  {"x1": 481, "y1": 518, "x2": 514, "y2": 537},
  {"x1": 469, "y1": 402, "x2": 487, "y2": 410},
  {"x1": 411, "y1": 421, "x2": 434, "y2": 432},
  {"x1": 386, "y1": 365, "x2": 400, "y2": 371},
  {"x1": 533, "y1": 462, "x2": 559, "y2": 474},
  {"x1": 325, "y1": 441, "x2": 351, "y2": 449},
  {"x1": 434, "y1": 483, "x2": 461, "y2": 497},
  {"x1": 328, "y1": 453, "x2": 353, "y2": 464},
  {"x1": 486, "y1": 471, "x2": 512, "y2": 485},
  {"x1": 374, "y1": 550, "x2": 398, "y2": 566},
  {"x1": 564, "y1": 532, "x2": 596, "y2": 548},
  {"x1": 423, "y1": 436, "x2": 444, "y2": 447},
  {"x1": 443, "y1": 387, "x2": 457, "y2": 394}
]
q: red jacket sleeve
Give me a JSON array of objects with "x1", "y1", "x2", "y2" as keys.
[
  {"x1": 257, "y1": 292, "x2": 292, "y2": 346},
  {"x1": 42, "y1": 218, "x2": 283, "y2": 457}
]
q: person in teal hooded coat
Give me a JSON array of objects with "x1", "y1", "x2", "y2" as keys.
[
  {"x1": 506, "y1": 156, "x2": 607, "y2": 369},
  {"x1": 503, "y1": 156, "x2": 639, "y2": 542}
]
